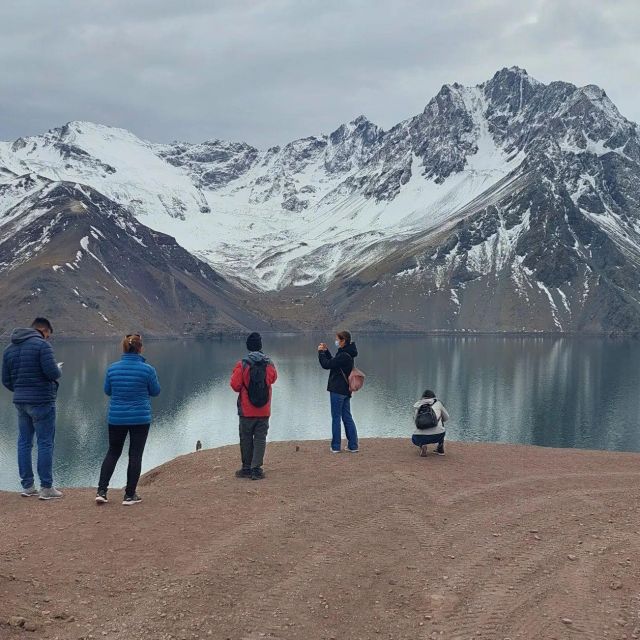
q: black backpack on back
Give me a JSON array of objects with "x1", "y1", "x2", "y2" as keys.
[
  {"x1": 415, "y1": 401, "x2": 439, "y2": 429},
  {"x1": 245, "y1": 359, "x2": 269, "y2": 407}
]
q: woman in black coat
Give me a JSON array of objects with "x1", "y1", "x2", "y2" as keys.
[{"x1": 318, "y1": 330, "x2": 359, "y2": 453}]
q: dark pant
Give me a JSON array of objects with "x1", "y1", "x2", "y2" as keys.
[
  {"x1": 330, "y1": 392, "x2": 358, "y2": 451},
  {"x1": 16, "y1": 402, "x2": 56, "y2": 489},
  {"x1": 98, "y1": 424, "x2": 150, "y2": 495},
  {"x1": 412, "y1": 433, "x2": 445, "y2": 447},
  {"x1": 239, "y1": 417, "x2": 269, "y2": 469}
]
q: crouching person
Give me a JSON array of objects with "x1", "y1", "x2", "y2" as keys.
[
  {"x1": 230, "y1": 332, "x2": 277, "y2": 480},
  {"x1": 412, "y1": 389, "x2": 449, "y2": 457}
]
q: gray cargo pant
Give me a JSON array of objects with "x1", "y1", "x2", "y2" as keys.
[{"x1": 239, "y1": 417, "x2": 270, "y2": 470}]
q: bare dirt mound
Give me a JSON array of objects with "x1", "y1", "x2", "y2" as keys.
[{"x1": 1, "y1": 439, "x2": 640, "y2": 640}]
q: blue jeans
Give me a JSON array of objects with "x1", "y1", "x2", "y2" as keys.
[
  {"x1": 16, "y1": 403, "x2": 56, "y2": 489},
  {"x1": 330, "y1": 393, "x2": 358, "y2": 451},
  {"x1": 412, "y1": 433, "x2": 445, "y2": 447}
]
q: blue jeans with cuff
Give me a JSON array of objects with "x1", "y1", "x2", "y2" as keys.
[{"x1": 16, "y1": 402, "x2": 56, "y2": 489}]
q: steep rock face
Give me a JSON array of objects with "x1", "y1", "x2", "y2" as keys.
[
  {"x1": 0, "y1": 177, "x2": 276, "y2": 337},
  {"x1": 1, "y1": 67, "x2": 640, "y2": 333},
  {"x1": 158, "y1": 140, "x2": 259, "y2": 191},
  {"x1": 304, "y1": 69, "x2": 640, "y2": 333},
  {"x1": 321, "y1": 149, "x2": 640, "y2": 333}
]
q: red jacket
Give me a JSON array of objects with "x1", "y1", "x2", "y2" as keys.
[{"x1": 230, "y1": 356, "x2": 278, "y2": 417}]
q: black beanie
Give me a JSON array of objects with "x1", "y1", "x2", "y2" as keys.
[{"x1": 246, "y1": 332, "x2": 262, "y2": 352}]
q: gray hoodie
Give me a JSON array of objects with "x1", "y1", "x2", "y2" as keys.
[{"x1": 413, "y1": 398, "x2": 449, "y2": 436}]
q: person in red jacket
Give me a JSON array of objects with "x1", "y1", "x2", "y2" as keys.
[{"x1": 230, "y1": 332, "x2": 277, "y2": 480}]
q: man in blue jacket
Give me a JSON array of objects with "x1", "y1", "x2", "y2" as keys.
[{"x1": 2, "y1": 317, "x2": 63, "y2": 499}]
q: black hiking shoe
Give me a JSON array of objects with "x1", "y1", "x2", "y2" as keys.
[
  {"x1": 122, "y1": 493, "x2": 142, "y2": 506},
  {"x1": 95, "y1": 489, "x2": 108, "y2": 504},
  {"x1": 435, "y1": 445, "x2": 445, "y2": 456},
  {"x1": 250, "y1": 468, "x2": 265, "y2": 481},
  {"x1": 235, "y1": 468, "x2": 252, "y2": 478}
]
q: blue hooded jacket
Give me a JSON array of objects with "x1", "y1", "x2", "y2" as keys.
[
  {"x1": 104, "y1": 353, "x2": 161, "y2": 426},
  {"x1": 2, "y1": 328, "x2": 62, "y2": 404}
]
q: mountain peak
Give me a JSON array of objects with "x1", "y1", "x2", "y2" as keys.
[
  {"x1": 484, "y1": 66, "x2": 543, "y2": 88},
  {"x1": 39, "y1": 121, "x2": 149, "y2": 148},
  {"x1": 350, "y1": 114, "x2": 374, "y2": 127},
  {"x1": 328, "y1": 114, "x2": 381, "y2": 144}
]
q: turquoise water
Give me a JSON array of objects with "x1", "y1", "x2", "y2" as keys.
[{"x1": 1, "y1": 335, "x2": 639, "y2": 489}]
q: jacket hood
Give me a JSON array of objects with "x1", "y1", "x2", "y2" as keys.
[
  {"x1": 246, "y1": 351, "x2": 271, "y2": 364},
  {"x1": 416, "y1": 397, "x2": 437, "y2": 406},
  {"x1": 341, "y1": 342, "x2": 358, "y2": 358},
  {"x1": 11, "y1": 328, "x2": 44, "y2": 345}
]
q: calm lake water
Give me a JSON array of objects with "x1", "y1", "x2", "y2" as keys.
[{"x1": 1, "y1": 335, "x2": 639, "y2": 490}]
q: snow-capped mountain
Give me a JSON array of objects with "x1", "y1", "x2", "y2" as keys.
[
  {"x1": 0, "y1": 173, "x2": 275, "y2": 337},
  {"x1": 1, "y1": 66, "x2": 640, "y2": 334}
]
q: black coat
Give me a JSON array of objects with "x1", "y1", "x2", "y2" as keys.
[{"x1": 318, "y1": 342, "x2": 358, "y2": 397}]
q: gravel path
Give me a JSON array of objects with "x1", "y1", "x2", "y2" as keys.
[{"x1": 1, "y1": 439, "x2": 640, "y2": 640}]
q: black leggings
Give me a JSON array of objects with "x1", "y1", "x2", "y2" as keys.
[{"x1": 98, "y1": 424, "x2": 150, "y2": 495}]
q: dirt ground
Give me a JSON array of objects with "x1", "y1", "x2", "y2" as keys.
[{"x1": 1, "y1": 439, "x2": 640, "y2": 640}]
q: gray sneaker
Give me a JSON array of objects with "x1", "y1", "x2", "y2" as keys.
[
  {"x1": 39, "y1": 487, "x2": 63, "y2": 500},
  {"x1": 21, "y1": 486, "x2": 39, "y2": 497}
]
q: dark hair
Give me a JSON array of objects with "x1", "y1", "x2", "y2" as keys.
[
  {"x1": 31, "y1": 317, "x2": 53, "y2": 334},
  {"x1": 336, "y1": 330, "x2": 351, "y2": 344},
  {"x1": 422, "y1": 389, "x2": 436, "y2": 399},
  {"x1": 122, "y1": 333, "x2": 143, "y2": 354}
]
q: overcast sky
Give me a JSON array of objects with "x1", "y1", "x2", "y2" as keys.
[{"x1": 1, "y1": 0, "x2": 638, "y2": 148}]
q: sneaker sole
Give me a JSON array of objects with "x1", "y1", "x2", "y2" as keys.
[
  {"x1": 95, "y1": 497, "x2": 108, "y2": 504},
  {"x1": 435, "y1": 452, "x2": 445, "y2": 456},
  {"x1": 21, "y1": 492, "x2": 38, "y2": 497},
  {"x1": 122, "y1": 500, "x2": 142, "y2": 506},
  {"x1": 38, "y1": 495, "x2": 63, "y2": 500}
]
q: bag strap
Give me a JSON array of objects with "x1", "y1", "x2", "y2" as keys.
[{"x1": 433, "y1": 400, "x2": 442, "y2": 424}]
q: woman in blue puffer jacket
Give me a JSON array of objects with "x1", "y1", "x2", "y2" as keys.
[{"x1": 96, "y1": 334, "x2": 161, "y2": 506}]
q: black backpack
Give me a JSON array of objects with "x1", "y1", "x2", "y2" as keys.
[
  {"x1": 245, "y1": 359, "x2": 269, "y2": 407},
  {"x1": 415, "y1": 401, "x2": 439, "y2": 429}
]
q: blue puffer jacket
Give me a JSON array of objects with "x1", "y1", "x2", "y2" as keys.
[
  {"x1": 2, "y1": 328, "x2": 62, "y2": 404},
  {"x1": 104, "y1": 353, "x2": 161, "y2": 426}
]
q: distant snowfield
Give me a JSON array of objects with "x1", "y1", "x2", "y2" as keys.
[{"x1": 0, "y1": 96, "x2": 523, "y2": 291}]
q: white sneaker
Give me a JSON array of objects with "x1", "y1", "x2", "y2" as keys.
[
  {"x1": 21, "y1": 486, "x2": 39, "y2": 497},
  {"x1": 39, "y1": 487, "x2": 63, "y2": 500}
]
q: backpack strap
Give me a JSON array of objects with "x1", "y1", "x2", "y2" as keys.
[
  {"x1": 433, "y1": 399, "x2": 442, "y2": 424},
  {"x1": 240, "y1": 358, "x2": 255, "y2": 391}
]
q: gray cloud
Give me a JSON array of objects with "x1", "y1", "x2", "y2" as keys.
[{"x1": 0, "y1": 0, "x2": 638, "y2": 147}]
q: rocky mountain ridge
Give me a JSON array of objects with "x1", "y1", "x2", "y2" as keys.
[
  {"x1": 1, "y1": 66, "x2": 640, "y2": 334},
  {"x1": 0, "y1": 173, "x2": 275, "y2": 337}
]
